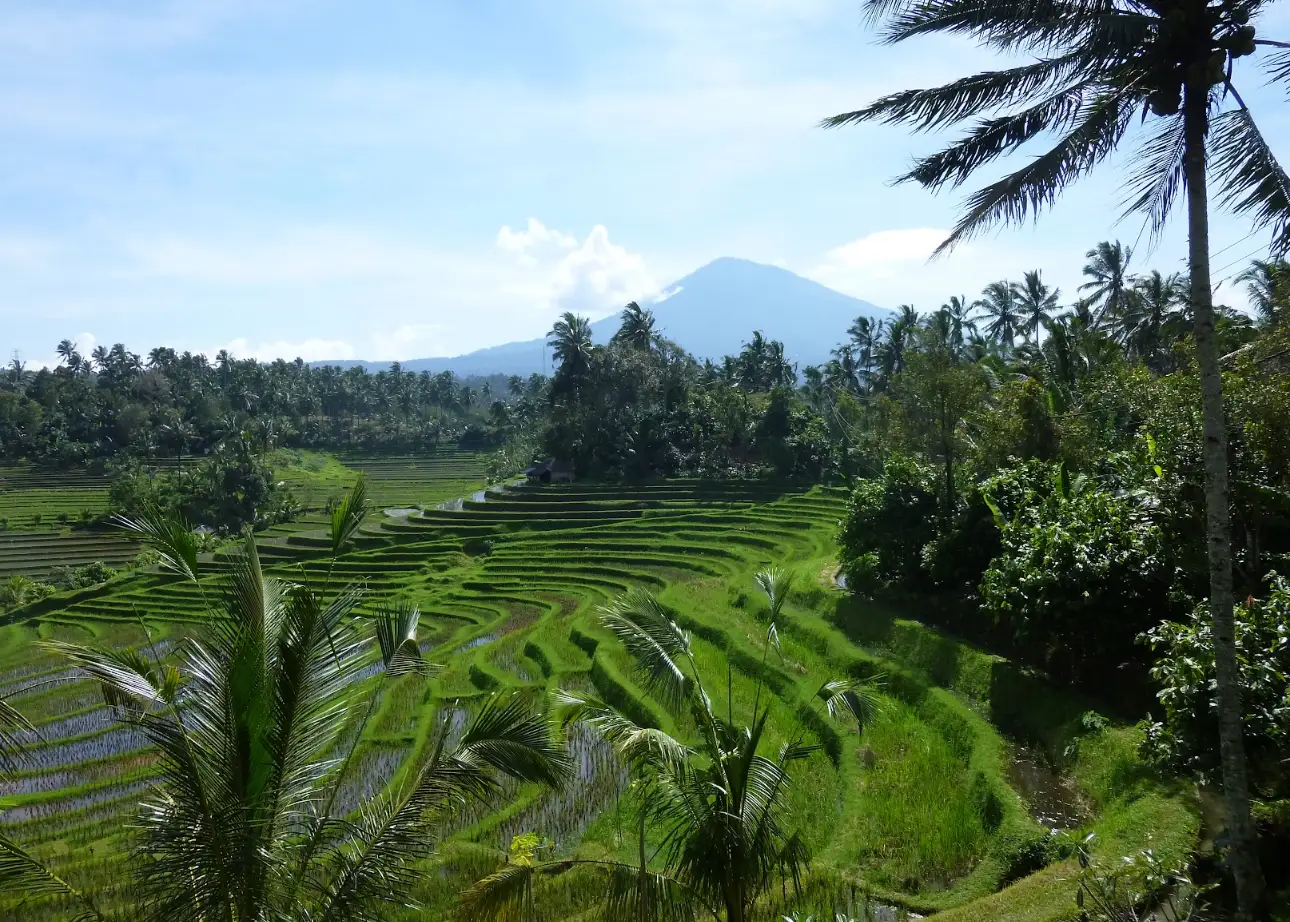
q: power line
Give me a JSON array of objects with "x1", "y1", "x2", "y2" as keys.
[{"x1": 1209, "y1": 228, "x2": 1261, "y2": 260}]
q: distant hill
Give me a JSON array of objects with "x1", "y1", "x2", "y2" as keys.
[{"x1": 320, "y1": 257, "x2": 889, "y2": 376}]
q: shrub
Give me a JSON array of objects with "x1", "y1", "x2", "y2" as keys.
[
  {"x1": 980, "y1": 470, "x2": 1181, "y2": 685},
  {"x1": 838, "y1": 455, "x2": 939, "y2": 586},
  {"x1": 1141, "y1": 574, "x2": 1290, "y2": 798}
]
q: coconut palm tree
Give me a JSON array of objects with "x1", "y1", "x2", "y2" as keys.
[
  {"x1": 940, "y1": 295, "x2": 977, "y2": 353},
  {"x1": 461, "y1": 570, "x2": 879, "y2": 922},
  {"x1": 548, "y1": 312, "x2": 595, "y2": 386},
  {"x1": 973, "y1": 281, "x2": 1023, "y2": 347},
  {"x1": 823, "y1": 0, "x2": 1290, "y2": 910},
  {"x1": 847, "y1": 315, "x2": 887, "y2": 381},
  {"x1": 0, "y1": 514, "x2": 568, "y2": 922},
  {"x1": 613, "y1": 301, "x2": 659, "y2": 351},
  {"x1": 1080, "y1": 241, "x2": 1135, "y2": 328},
  {"x1": 1016, "y1": 270, "x2": 1061, "y2": 343},
  {"x1": 1121, "y1": 270, "x2": 1189, "y2": 368},
  {"x1": 1235, "y1": 257, "x2": 1290, "y2": 327}
]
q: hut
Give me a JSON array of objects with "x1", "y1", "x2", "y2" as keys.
[{"x1": 524, "y1": 459, "x2": 576, "y2": 485}]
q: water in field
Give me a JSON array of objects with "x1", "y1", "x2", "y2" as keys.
[{"x1": 1006, "y1": 745, "x2": 1091, "y2": 831}]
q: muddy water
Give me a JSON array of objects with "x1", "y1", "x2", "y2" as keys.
[{"x1": 1007, "y1": 745, "x2": 1092, "y2": 831}]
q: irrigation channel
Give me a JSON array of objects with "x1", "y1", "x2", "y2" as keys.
[{"x1": 0, "y1": 477, "x2": 1197, "y2": 922}]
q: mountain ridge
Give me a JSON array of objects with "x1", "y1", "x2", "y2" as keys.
[{"x1": 318, "y1": 257, "x2": 889, "y2": 376}]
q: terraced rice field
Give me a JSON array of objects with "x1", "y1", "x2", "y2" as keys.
[
  {"x1": 0, "y1": 465, "x2": 110, "y2": 529},
  {"x1": 0, "y1": 476, "x2": 1198, "y2": 922},
  {"x1": 0, "y1": 531, "x2": 140, "y2": 578}
]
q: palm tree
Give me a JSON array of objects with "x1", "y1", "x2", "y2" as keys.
[
  {"x1": 940, "y1": 295, "x2": 977, "y2": 353},
  {"x1": 1236, "y1": 257, "x2": 1290, "y2": 327},
  {"x1": 462, "y1": 570, "x2": 878, "y2": 922},
  {"x1": 1121, "y1": 270, "x2": 1189, "y2": 367},
  {"x1": 613, "y1": 301, "x2": 658, "y2": 351},
  {"x1": 974, "y1": 281, "x2": 1023, "y2": 347},
  {"x1": 0, "y1": 514, "x2": 568, "y2": 922},
  {"x1": 824, "y1": 0, "x2": 1290, "y2": 911},
  {"x1": 548, "y1": 313, "x2": 595, "y2": 398},
  {"x1": 1016, "y1": 270, "x2": 1061, "y2": 343},
  {"x1": 1080, "y1": 242, "x2": 1135, "y2": 328}
]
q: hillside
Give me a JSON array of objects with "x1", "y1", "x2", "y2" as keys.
[{"x1": 321, "y1": 257, "x2": 889, "y2": 376}]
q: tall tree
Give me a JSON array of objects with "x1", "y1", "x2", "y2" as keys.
[
  {"x1": 1016, "y1": 270, "x2": 1061, "y2": 342},
  {"x1": 613, "y1": 301, "x2": 659, "y2": 351},
  {"x1": 824, "y1": 0, "x2": 1290, "y2": 912},
  {"x1": 1081, "y1": 241, "x2": 1135, "y2": 328},
  {"x1": 974, "y1": 280, "x2": 1023, "y2": 346},
  {"x1": 548, "y1": 313, "x2": 595, "y2": 400}
]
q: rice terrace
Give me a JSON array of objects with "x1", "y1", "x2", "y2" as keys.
[
  {"x1": 6, "y1": 0, "x2": 1290, "y2": 919},
  {"x1": 0, "y1": 452, "x2": 1200, "y2": 921}
]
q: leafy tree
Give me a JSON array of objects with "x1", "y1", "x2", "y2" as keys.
[
  {"x1": 1236, "y1": 258, "x2": 1290, "y2": 327},
  {"x1": 824, "y1": 0, "x2": 1290, "y2": 903},
  {"x1": 838, "y1": 455, "x2": 940, "y2": 587},
  {"x1": 613, "y1": 301, "x2": 659, "y2": 351},
  {"x1": 1142, "y1": 574, "x2": 1290, "y2": 798},
  {"x1": 462, "y1": 573, "x2": 878, "y2": 922},
  {"x1": 0, "y1": 516, "x2": 568, "y2": 922}
]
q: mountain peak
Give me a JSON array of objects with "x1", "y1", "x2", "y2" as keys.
[{"x1": 318, "y1": 258, "x2": 889, "y2": 376}]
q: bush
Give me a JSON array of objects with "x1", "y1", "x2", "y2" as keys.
[
  {"x1": 838, "y1": 456, "x2": 939, "y2": 586},
  {"x1": 1141, "y1": 574, "x2": 1290, "y2": 798},
  {"x1": 980, "y1": 469, "x2": 1181, "y2": 685}
]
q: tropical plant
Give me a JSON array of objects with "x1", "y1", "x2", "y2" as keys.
[
  {"x1": 1081, "y1": 242, "x2": 1135, "y2": 328},
  {"x1": 824, "y1": 0, "x2": 1290, "y2": 906},
  {"x1": 0, "y1": 515, "x2": 569, "y2": 922},
  {"x1": 1015, "y1": 270, "x2": 1061, "y2": 343},
  {"x1": 613, "y1": 301, "x2": 659, "y2": 351},
  {"x1": 973, "y1": 281, "x2": 1023, "y2": 346},
  {"x1": 548, "y1": 312, "x2": 596, "y2": 396},
  {"x1": 461, "y1": 574, "x2": 879, "y2": 922},
  {"x1": 1235, "y1": 257, "x2": 1290, "y2": 327}
]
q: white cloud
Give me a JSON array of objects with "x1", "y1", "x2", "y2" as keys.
[
  {"x1": 367, "y1": 324, "x2": 446, "y2": 362},
  {"x1": 498, "y1": 221, "x2": 659, "y2": 322},
  {"x1": 810, "y1": 228, "x2": 949, "y2": 289}
]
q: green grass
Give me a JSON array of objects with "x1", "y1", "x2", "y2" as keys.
[{"x1": 0, "y1": 469, "x2": 1200, "y2": 922}]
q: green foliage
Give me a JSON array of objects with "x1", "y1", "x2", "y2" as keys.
[
  {"x1": 1141, "y1": 575, "x2": 1290, "y2": 797},
  {"x1": 838, "y1": 456, "x2": 939, "y2": 587},
  {"x1": 980, "y1": 464, "x2": 1181, "y2": 684},
  {"x1": 108, "y1": 452, "x2": 299, "y2": 534}
]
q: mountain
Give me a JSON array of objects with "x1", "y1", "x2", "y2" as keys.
[{"x1": 322, "y1": 258, "x2": 889, "y2": 376}]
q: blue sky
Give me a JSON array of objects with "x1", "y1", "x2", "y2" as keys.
[{"x1": 3, "y1": 0, "x2": 1289, "y2": 366}]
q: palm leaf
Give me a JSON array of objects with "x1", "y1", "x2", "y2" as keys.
[
  {"x1": 1211, "y1": 108, "x2": 1290, "y2": 256},
  {"x1": 598, "y1": 589, "x2": 693, "y2": 711},
  {"x1": 457, "y1": 861, "x2": 536, "y2": 922},
  {"x1": 375, "y1": 598, "x2": 432, "y2": 677},
  {"x1": 555, "y1": 690, "x2": 689, "y2": 773},
  {"x1": 816, "y1": 678, "x2": 883, "y2": 732},
  {"x1": 329, "y1": 472, "x2": 369, "y2": 557},
  {"x1": 604, "y1": 862, "x2": 698, "y2": 922},
  {"x1": 1120, "y1": 112, "x2": 1186, "y2": 239},
  {"x1": 114, "y1": 508, "x2": 201, "y2": 583},
  {"x1": 936, "y1": 89, "x2": 1136, "y2": 254},
  {"x1": 0, "y1": 831, "x2": 107, "y2": 920},
  {"x1": 0, "y1": 696, "x2": 35, "y2": 778},
  {"x1": 753, "y1": 566, "x2": 796, "y2": 620},
  {"x1": 457, "y1": 693, "x2": 571, "y2": 787}
]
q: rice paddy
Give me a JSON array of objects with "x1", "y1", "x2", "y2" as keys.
[{"x1": 0, "y1": 458, "x2": 1199, "y2": 922}]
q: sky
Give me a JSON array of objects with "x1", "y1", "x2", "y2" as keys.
[{"x1": 2, "y1": 0, "x2": 1289, "y2": 367}]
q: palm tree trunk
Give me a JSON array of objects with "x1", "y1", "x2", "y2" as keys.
[{"x1": 1183, "y1": 79, "x2": 1266, "y2": 921}]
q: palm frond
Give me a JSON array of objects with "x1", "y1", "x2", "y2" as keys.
[
  {"x1": 113, "y1": 508, "x2": 201, "y2": 583},
  {"x1": 936, "y1": 89, "x2": 1136, "y2": 255},
  {"x1": 823, "y1": 55, "x2": 1085, "y2": 130},
  {"x1": 816, "y1": 678, "x2": 883, "y2": 732},
  {"x1": 457, "y1": 693, "x2": 571, "y2": 787},
  {"x1": 457, "y1": 861, "x2": 536, "y2": 922},
  {"x1": 329, "y1": 471, "x2": 369, "y2": 557},
  {"x1": 753, "y1": 566, "x2": 796, "y2": 620},
  {"x1": 597, "y1": 589, "x2": 693, "y2": 711},
  {"x1": 375, "y1": 598, "x2": 432, "y2": 677},
  {"x1": 1264, "y1": 47, "x2": 1290, "y2": 91},
  {"x1": 555, "y1": 690, "x2": 689, "y2": 773},
  {"x1": 0, "y1": 831, "x2": 106, "y2": 920},
  {"x1": 0, "y1": 696, "x2": 35, "y2": 778},
  {"x1": 1211, "y1": 108, "x2": 1290, "y2": 256},
  {"x1": 1120, "y1": 112, "x2": 1186, "y2": 240},
  {"x1": 604, "y1": 862, "x2": 698, "y2": 922},
  {"x1": 45, "y1": 641, "x2": 177, "y2": 710}
]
